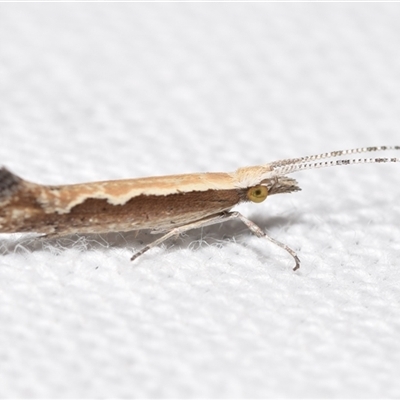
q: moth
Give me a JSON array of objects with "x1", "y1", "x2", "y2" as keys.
[{"x1": 0, "y1": 146, "x2": 399, "y2": 270}]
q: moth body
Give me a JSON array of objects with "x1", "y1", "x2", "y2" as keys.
[{"x1": 0, "y1": 167, "x2": 298, "y2": 236}]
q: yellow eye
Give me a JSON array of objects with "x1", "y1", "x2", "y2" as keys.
[{"x1": 247, "y1": 185, "x2": 268, "y2": 203}]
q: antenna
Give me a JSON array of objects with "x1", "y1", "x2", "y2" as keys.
[{"x1": 270, "y1": 146, "x2": 400, "y2": 176}]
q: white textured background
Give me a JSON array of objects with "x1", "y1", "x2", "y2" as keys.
[{"x1": 1, "y1": 3, "x2": 400, "y2": 398}]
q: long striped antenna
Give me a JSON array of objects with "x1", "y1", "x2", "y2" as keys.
[{"x1": 271, "y1": 146, "x2": 400, "y2": 176}]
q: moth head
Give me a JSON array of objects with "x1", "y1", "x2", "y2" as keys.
[
  {"x1": 234, "y1": 165, "x2": 301, "y2": 204},
  {"x1": 245, "y1": 176, "x2": 300, "y2": 203}
]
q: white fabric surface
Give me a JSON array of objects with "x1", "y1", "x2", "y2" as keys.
[{"x1": 1, "y1": 3, "x2": 400, "y2": 398}]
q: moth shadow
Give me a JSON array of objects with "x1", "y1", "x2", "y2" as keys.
[
  {"x1": 0, "y1": 212, "x2": 302, "y2": 258},
  {"x1": 184, "y1": 212, "x2": 303, "y2": 253}
]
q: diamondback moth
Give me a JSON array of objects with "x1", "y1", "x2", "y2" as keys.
[{"x1": 1, "y1": 146, "x2": 399, "y2": 270}]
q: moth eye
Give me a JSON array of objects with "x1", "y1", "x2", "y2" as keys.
[{"x1": 247, "y1": 185, "x2": 268, "y2": 203}]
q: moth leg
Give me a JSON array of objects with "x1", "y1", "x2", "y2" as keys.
[
  {"x1": 131, "y1": 211, "x2": 300, "y2": 271},
  {"x1": 225, "y1": 211, "x2": 300, "y2": 271}
]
